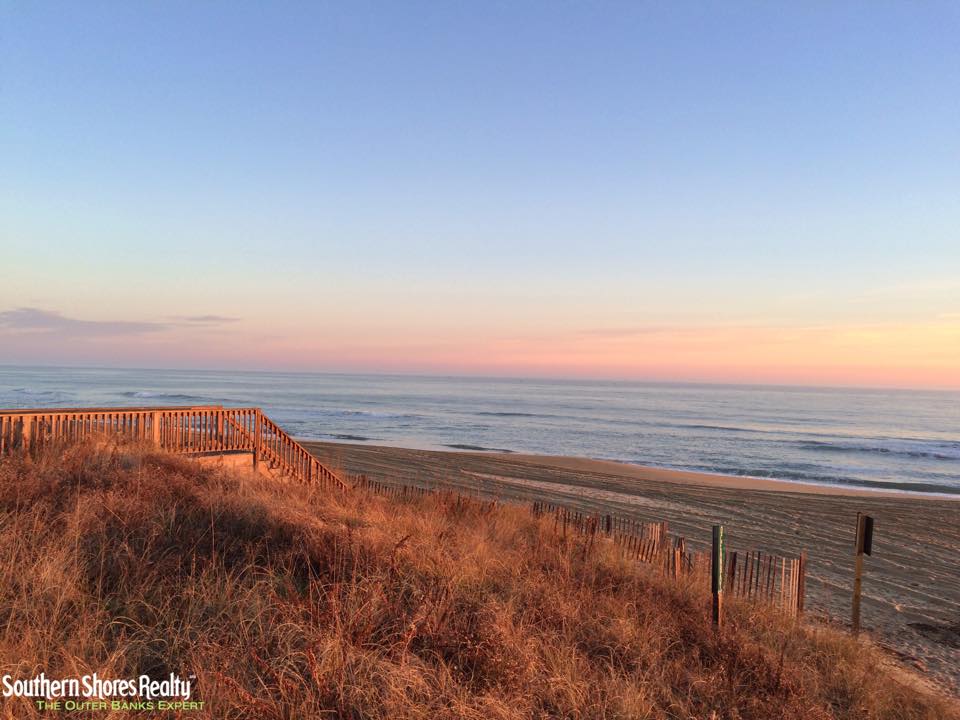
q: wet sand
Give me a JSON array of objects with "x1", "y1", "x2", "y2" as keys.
[{"x1": 304, "y1": 441, "x2": 960, "y2": 695}]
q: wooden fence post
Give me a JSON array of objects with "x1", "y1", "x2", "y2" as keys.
[
  {"x1": 672, "y1": 538, "x2": 678, "y2": 579},
  {"x1": 797, "y1": 551, "x2": 806, "y2": 616},
  {"x1": 711, "y1": 525, "x2": 725, "y2": 627},
  {"x1": 852, "y1": 513, "x2": 874, "y2": 635}
]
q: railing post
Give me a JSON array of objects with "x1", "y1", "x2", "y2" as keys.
[
  {"x1": 151, "y1": 412, "x2": 160, "y2": 446},
  {"x1": 252, "y1": 410, "x2": 260, "y2": 470},
  {"x1": 22, "y1": 416, "x2": 33, "y2": 454}
]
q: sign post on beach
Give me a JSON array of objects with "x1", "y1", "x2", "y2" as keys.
[
  {"x1": 852, "y1": 512, "x2": 874, "y2": 635},
  {"x1": 712, "y1": 525, "x2": 725, "y2": 627}
]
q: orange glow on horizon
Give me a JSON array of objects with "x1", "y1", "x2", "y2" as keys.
[
  {"x1": 2, "y1": 312, "x2": 957, "y2": 390},
  {"x1": 163, "y1": 321, "x2": 960, "y2": 389}
]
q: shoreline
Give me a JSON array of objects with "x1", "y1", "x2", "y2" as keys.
[
  {"x1": 487, "y1": 451, "x2": 960, "y2": 499},
  {"x1": 305, "y1": 438, "x2": 960, "y2": 499}
]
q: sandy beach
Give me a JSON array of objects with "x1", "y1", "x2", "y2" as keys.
[{"x1": 305, "y1": 441, "x2": 960, "y2": 694}]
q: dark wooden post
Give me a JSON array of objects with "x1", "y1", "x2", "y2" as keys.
[
  {"x1": 711, "y1": 525, "x2": 725, "y2": 627},
  {"x1": 852, "y1": 513, "x2": 874, "y2": 634}
]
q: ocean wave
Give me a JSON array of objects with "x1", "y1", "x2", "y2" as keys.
[
  {"x1": 669, "y1": 422, "x2": 757, "y2": 433},
  {"x1": 307, "y1": 408, "x2": 422, "y2": 421},
  {"x1": 445, "y1": 443, "x2": 513, "y2": 453},
  {"x1": 117, "y1": 390, "x2": 253, "y2": 405},
  {"x1": 8, "y1": 387, "x2": 72, "y2": 398},
  {"x1": 796, "y1": 438, "x2": 960, "y2": 462},
  {"x1": 474, "y1": 411, "x2": 542, "y2": 418},
  {"x1": 0, "y1": 388, "x2": 75, "y2": 405},
  {"x1": 120, "y1": 391, "x2": 211, "y2": 403},
  {"x1": 703, "y1": 465, "x2": 861, "y2": 485},
  {"x1": 689, "y1": 464, "x2": 960, "y2": 495}
]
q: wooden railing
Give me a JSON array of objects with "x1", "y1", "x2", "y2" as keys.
[
  {"x1": 251, "y1": 411, "x2": 343, "y2": 488},
  {"x1": 0, "y1": 406, "x2": 343, "y2": 489}
]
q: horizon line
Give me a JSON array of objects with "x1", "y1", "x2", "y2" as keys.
[{"x1": 1, "y1": 361, "x2": 957, "y2": 395}]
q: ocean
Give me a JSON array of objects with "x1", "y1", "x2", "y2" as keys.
[{"x1": 1, "y1": 366, "x2": 958, "y2": 495}]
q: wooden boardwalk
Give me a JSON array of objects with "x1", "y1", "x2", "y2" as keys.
[{"x1": 0, "y1": 405, "x2": 343, "y2": 489}]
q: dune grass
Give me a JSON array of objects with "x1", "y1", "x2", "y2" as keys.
[{"x1": 0, "y1": 439, "x2": 955, "y2": 719}]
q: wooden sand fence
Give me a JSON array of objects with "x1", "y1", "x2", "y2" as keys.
[
  {"x1": 0, "y1": 405, "x2": 344, "y2": 490},
  {"x1": 353, "y1": 475, "x2": 807, "y2": 619},
  {"x1": 531, "y1": 501, "x2": 806, "y2": 618}
]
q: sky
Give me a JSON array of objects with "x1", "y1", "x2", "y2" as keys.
[{"x1": 1, "y1": 2, "x2": 958, "y2": 389}]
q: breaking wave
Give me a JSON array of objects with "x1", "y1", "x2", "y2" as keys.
[
  {"x1": 796, "y1": 438, "x2": 960, "y2": 462},
  {"x1": 444, "y1": 443, "x2": 513, "y2": 453}
]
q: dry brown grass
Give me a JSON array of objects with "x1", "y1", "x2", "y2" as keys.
[{"x1": 0, "y1": 439, "x2": 955, "y2": 719}]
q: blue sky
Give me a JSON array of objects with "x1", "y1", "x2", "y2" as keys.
[{"x1": 1, "y1": 2, "x2": 958, "y2": 386}]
